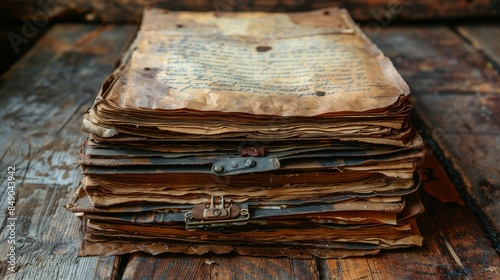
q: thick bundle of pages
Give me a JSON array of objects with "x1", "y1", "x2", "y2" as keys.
[{"x1": 66, "y1": 7, "x2": 425, "y2": 258}]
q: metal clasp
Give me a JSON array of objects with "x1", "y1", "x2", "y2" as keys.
[
  {"x1": 211, "y1": 157, "x2": 280, "y2": 176},
  {"x1": 204, "y1": 196, "x2": 230, "y2": 220},
  {"x1": 184, "y1": 196, "x2": 250, "y2": 230}
]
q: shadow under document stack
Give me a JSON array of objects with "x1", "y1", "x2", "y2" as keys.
[{"x1": 66, "y1": 7, "x2": 426, "y2": 258}]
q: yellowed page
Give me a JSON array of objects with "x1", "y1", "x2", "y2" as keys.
[{"x1": 120, "y1": 8, "x2": 409, "y2": 117}]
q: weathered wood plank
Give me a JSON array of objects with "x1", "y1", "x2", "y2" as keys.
[
  {"x1": 457, "y1": 24, "x2": 500, "y2": 69},
  {"x1": 122, "y1": 253, "x2": 210, "y2": 280},
  {"x1": 0, "y1": 23, "x2": 137, "y2": 279},
  {"x1": 210, "y1": 254, "x2": 318, "y2": 280},
  {"x1": 370, "y1": 26, "x2": 499, "y2": 96},
  {"x1": 318, "y1": 154, "x2": 500, "y2": 279},
  {"x1": 122, "y1": 253, "x2": 319, "y2": 280},
  {"x1": 368, "y1": 26, "x2": 500, "y2": 251},
  {"x1": 2, "y1": 0, "x2": 499, "y2": 23}
]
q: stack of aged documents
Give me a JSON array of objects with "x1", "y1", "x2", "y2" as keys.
[{"x1": 66, "y1": 7, "x2": 425, "y2": 258}]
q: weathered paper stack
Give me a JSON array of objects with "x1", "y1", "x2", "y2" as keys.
[{"x1": 66, "y1": 8, "x2": 425, "y2": 258}]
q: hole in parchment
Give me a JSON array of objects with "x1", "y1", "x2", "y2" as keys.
[
  {"x1": 256, "y1": 46, "x2": 272, "y2": 52},
  {"x1": 176, "y1": 24, "x2": 184, "y2": 28},
  {"x1": 323, "y1": 11, "x2": 330, "y2": 15}
]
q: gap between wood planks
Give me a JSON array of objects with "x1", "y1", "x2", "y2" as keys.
[
  {"x1": 411, "y1": 112, "x2": 500, "y2": 255},
  {"x1": 451, "y1": 24, "x2": 500, "y2": 71},
  {"x1": 412, "y1": 23, "x2": 500, "y2": 254},
  {"x1": 112, "y1": 254, "x2": 130, "y2": 280}
]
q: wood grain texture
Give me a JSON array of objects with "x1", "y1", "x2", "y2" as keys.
[
  {"x1": 2, "y1": 0, "x2": 499, "y2": 23},
  {"x1": 122, "y1": 253, "x2": 319, "y2": 280},
  {"x1": 0, "y1": 23, "x2": 137, "y2": 279},
  {"x1": 318, "y1": 155, "x2": 500, "y2": 279},
  {"x1": 368, "y1": 26, "x2": 500, "y2": 252},
  {"x1": 457, "y1": 24, "x2": 500, "y2": 70},
  {"x1": 369, "y1": 26, "x2": 499, "y2": 95}
]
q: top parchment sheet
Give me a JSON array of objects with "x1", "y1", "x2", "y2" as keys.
[{"x1": 111, "y1": 8, "x2": 410, "y2": 117}]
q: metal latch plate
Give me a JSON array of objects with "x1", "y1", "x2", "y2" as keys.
[
  {"x1": 211, "y1": 157, "x2": 280, "y2": 175},
  {"x1": 185, "y1": 196, "x2": 250, "y2": 230}
]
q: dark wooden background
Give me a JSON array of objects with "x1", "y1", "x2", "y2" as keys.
[{"x1": 1, "y1": 0, "x2": 500, "y2": 22}]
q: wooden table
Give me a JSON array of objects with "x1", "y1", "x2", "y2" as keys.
[{"x1": 1, "y1": 23, "x2": 499, "y2": 279}]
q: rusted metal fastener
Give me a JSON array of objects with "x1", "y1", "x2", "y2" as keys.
[
  {"x1": 213, "y1": 164, "x2": 224, "y2": 173},
  {"x1": 244, "y1": 158, "x2": 255, "y2": 167}
]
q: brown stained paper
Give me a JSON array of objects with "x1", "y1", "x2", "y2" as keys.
[
  {"x1": 120, "y1": 8, "x2": 409, "y2": 116},
  {"x1": 67, "y1": 8, "x2": 426, "y2": 258}
]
